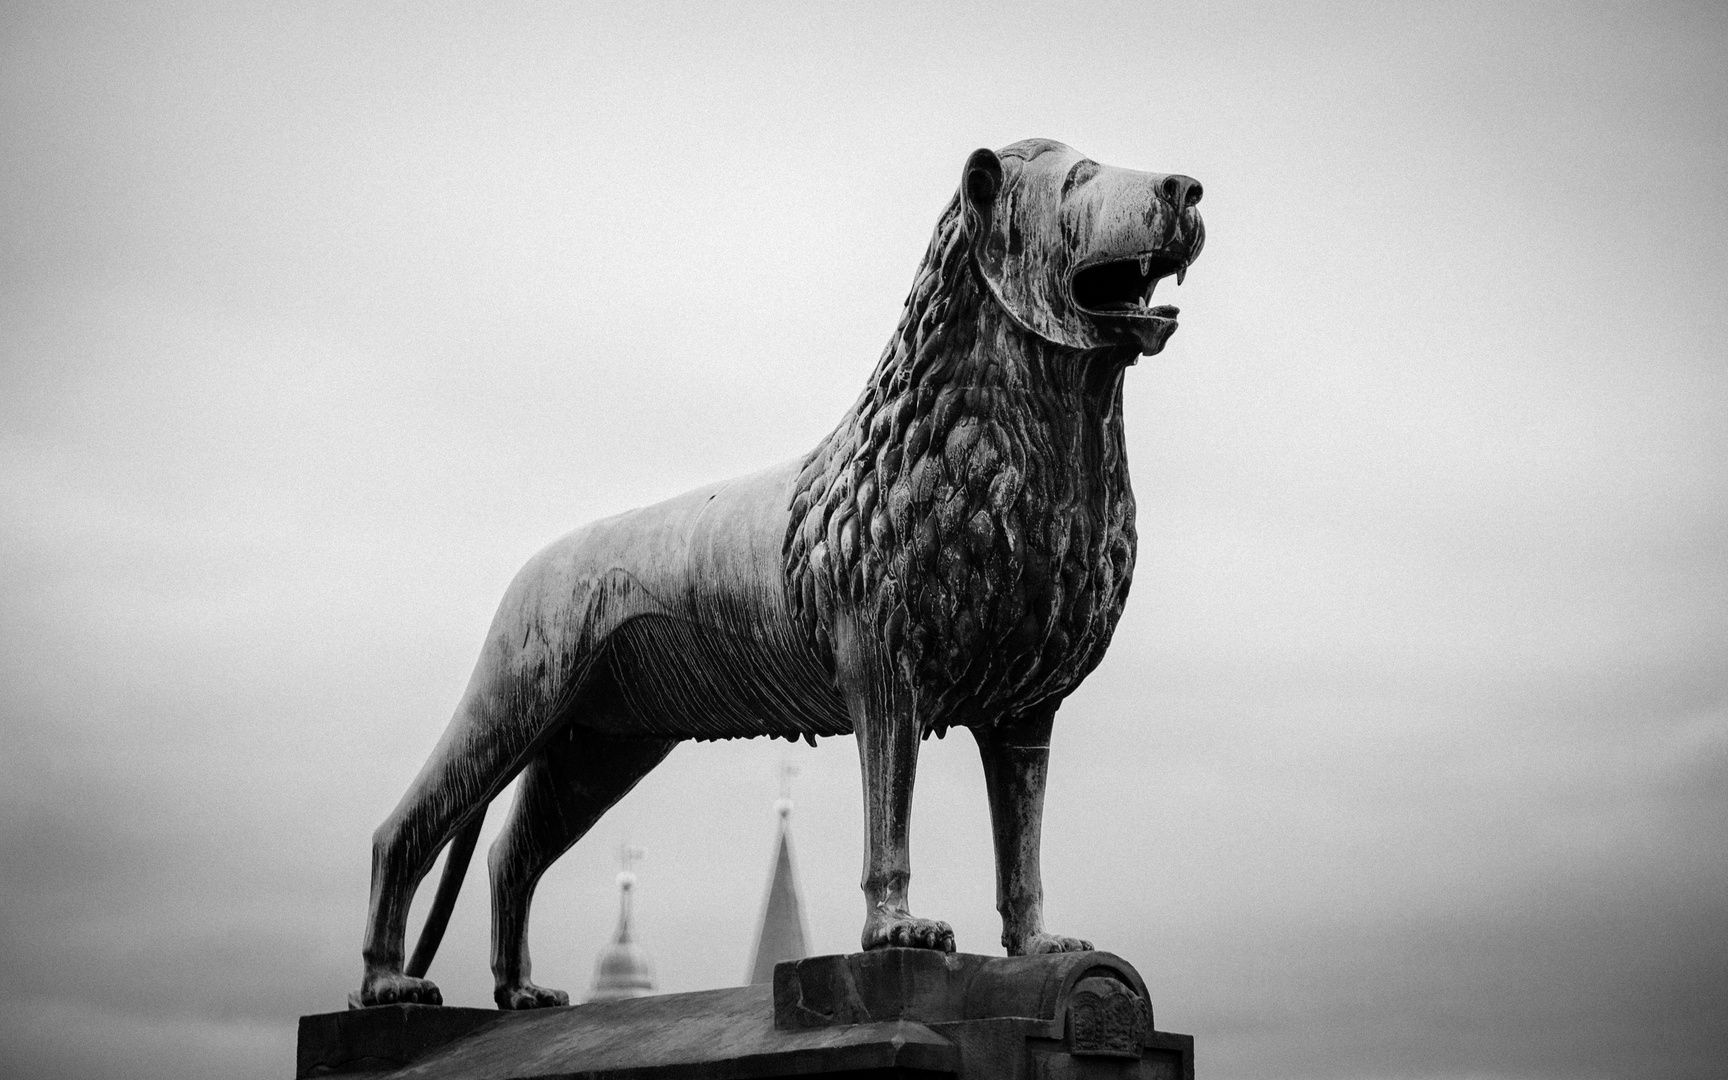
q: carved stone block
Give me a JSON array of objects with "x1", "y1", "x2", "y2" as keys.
[{"x1": 1067, "y1": 976, "x2": 1153, "y2": 1057}]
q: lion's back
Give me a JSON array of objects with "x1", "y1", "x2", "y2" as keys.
[{"x1": 478, "y1": 458, "x2": 848, "y2": 740}]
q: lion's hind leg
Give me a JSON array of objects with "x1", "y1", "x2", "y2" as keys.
[
  {"x1": 488, "y1": 726, "x2": 676, "y2": 1009},
  {"x1": 360, "y1": 685, "x2": 561, "y2": 1007}
]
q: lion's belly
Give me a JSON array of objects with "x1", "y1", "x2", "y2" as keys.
[{"x1": 577, "y1": 613, "x2": 850, "y2": 740}]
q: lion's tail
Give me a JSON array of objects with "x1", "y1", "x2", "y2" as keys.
[{"x1": 404, "y1": 810, "x2": 486, "y2": 979}]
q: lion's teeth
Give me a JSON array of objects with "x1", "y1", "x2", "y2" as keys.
[
  {"x1": 1139, "y1": 254, "x2": 1151, "y2": 276},
  {"x1": 1177, "y1": 266, "x2": 1186, "y2": 286}
]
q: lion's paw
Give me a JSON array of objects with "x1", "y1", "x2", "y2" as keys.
[
  {"x1": 494, "y1": 982, "x2": 570, "y2": 1010},
  {"x1": 359, "y1": 972, "x2": 443, "y2": 1007},
  {"x1": 1011, "y1": 931, "x2": 1094, "y2": 956},
  {"x1": 864, "y1": 910, "x2": 956, "y2": 952}
]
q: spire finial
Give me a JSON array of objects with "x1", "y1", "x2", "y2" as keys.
[
  {"x1": 616, "y1": 843, "x2": 646, "y2": 889},
  {"x1": 775, "y1": 762, "x2": 799, "y2": 818}
]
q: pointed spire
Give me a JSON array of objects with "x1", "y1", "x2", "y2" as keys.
[
  {"x1": 589, "y1": 845, "x2": 655, "y2": 1002},
  {"x1": 746, "y1": 767, "x2": 810, "y2": 985}
]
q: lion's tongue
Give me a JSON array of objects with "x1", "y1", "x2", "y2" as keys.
[{"x1": 1148, "y1": 304, "x2": 1179, "y2": 318}]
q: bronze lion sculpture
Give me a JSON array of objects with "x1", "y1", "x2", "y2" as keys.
[{"x1": 358, "y1": 139, "x2": 1204, "y2": 1009}]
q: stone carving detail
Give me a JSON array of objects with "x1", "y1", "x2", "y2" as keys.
[
  {"x1": 1067, "y1": 976, "x2": 1151, "y2": 1058},
  {"x1": 353, "y1": 139, "x2": 1204, "y2": 1010}
]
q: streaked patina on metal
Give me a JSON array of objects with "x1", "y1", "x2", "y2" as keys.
[{"x1": 356, "y1": 139, "x2": 1205, "y2": 1010}]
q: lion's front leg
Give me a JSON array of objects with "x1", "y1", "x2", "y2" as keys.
[
  {"x1": 838, "y1": 631, "x2": 955, "y2": 954},
  {"x1": 973, "y1": 708, "x2": 1093, "y2": 956},
  {"x1": 855, "y1": 700, "x2": 956, "y2": 952}
]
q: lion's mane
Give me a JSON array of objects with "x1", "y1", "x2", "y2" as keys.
[{"x1": 784, "y1": 188, "x2": 1136, "y2": 732}]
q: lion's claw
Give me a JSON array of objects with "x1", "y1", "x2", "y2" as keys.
[
  {"x1": 358, "y1": 972, "x2": 443, "y2": 1007},
  {"x1": 1011, "y1": 931, "x2": 1094, "y2": 956},
  {"x1": 864, "y1": 910, "x2": 955, "y2": 953},
  {"x1": 495, "y1": 982, "x2": 570, "y2": 1010}
]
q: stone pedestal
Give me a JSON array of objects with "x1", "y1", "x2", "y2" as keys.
[{"x1": 298, "y1": 950, "x2": 1193, "y2": 1079}]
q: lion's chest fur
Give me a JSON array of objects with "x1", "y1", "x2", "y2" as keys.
[
  {"x1": 874, "y1": 378, "x2": 1136, "y2": 725},
  {"x1": 786, "y1": 248, "x2": 1136, "y2": 729}
]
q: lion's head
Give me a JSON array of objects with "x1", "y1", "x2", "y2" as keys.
[
  {"x1": 964, "y1": 138, "x2": 1204, "y2": 359},
  {"x1": 787, "y1": 140, "x2": 1204, "y2": 724}
]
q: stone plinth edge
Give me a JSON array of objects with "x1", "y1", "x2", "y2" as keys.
[
  {"x1": 774, "y1": 948, "x2": 1150, "y2": 1036},
  {"x1": 297, "y1": 1004, "x2": 499, "y2": 1077}
]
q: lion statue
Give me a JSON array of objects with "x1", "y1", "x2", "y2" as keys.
[{"x1": 357, "y1": 139, "x2": 1204, "y2": 1009}]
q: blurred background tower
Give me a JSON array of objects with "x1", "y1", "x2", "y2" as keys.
[
  {"x1": 588, "y1": 845, "x2": 655, "y2": 1002},
  {"x1": 746, "y1": 764, "x2": 810, "y2": 985}
]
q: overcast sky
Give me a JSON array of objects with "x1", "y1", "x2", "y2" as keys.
[{"x1": 2, "y1": 3, "x2": 1725, "y2": 1079}]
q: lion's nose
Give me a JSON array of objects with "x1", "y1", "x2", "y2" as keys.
[
  {"x1": 1158, "y1": 175, "x2": 1202, "y2": 248},
  {"x1": 1160, "y1": 175, "x2": 1203, "y2": 209}
]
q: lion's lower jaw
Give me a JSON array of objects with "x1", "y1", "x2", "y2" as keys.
[{"x1": 1126, "y1": 317, "x2": 1178, "y2": 357}]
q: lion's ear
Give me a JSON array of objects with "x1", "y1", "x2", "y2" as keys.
[{"x1": 961, "y1": 148, "x2": 1003, "y2": 243}]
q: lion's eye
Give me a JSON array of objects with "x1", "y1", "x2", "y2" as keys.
[{"x1": 1062, "y1": 159, "x2": 1101, "y2": 200}]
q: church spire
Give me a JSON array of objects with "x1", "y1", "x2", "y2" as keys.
[
  {"x1": 746, "y1": 765, "x2": 810, "y2": 985},
  {"x1": 589, "y1": 845, "x2": 655, "y2": 1002}
]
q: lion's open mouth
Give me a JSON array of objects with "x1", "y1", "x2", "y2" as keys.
[{"x1": 1071, "y1": 253, "x2": 1185, "y2": 320}]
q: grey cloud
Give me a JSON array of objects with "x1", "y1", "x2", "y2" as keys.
[{"x1": 3, "y1": 3, "x2": 1725, "y2": 1079}]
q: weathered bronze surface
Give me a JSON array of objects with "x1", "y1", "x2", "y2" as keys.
[{"x1": 357, "y1": 139, "x2": 1204, "y2": 1010}]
